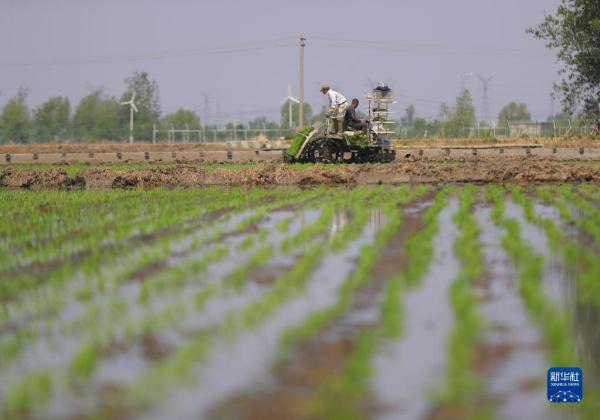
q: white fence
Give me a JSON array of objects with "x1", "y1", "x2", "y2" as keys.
[
  {"x1": 154, "y1": 120, "x2": 599, "y2": 144},
  {"x1": 397, "y1": 120, "x2": 599, "y2": 140},
  {"x1": 152, "y1": 126, "x2": 294, "y2": 144}
]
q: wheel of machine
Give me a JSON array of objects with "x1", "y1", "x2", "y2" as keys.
[
  {"x1": 353, "y1": 147, "x2": 375, "y2": 163},
  {"x1": 351, "y1": 150, "x2": 367, "y2": 164},
  {"x1": 307, "y1": 137, "x2": 344, "y2": 164},
  {"x1": 299, "y1": 140, "x2": 319, "y2": 163},
  {"x1": 316, "y1": 139, "x2": 335, "y2": 163},
  {"x1": 282, "y1": 150, "x2": 296, "y2": 163}
]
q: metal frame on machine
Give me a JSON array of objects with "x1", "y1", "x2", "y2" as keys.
[{"x1": 367, "y1": 86, "x2": 395, "y2": 153}]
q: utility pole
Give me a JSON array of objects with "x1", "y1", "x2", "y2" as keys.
[
  {"x1": 299, "y1": 36, "x2": 306, "y2": 130},
  {"x1": 288, "y1": 85, "x2": 293, "y2": 129},
  {"x1": 478, "y1": 74, "x2": 492, "y2": 124}
]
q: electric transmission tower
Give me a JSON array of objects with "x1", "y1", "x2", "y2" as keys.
[
  {"x1": 216, "y1": 98, "x2": 222, "y2": 128},
  {"x1": 200, "y1": 91, "x2": 212, "y2": 127},
  {"x1": 478, "y1": 74, "x2": 492, "y2": 124}
]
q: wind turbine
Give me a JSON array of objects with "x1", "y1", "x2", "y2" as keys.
[
  {"x1": 280, "y1": 85, "x2": 299, "y2": 129},
  {"x1": 121, "y1": 92, "x2": 138, "y2": 144}
]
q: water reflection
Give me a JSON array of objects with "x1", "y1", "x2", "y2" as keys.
[
  {"x1": 320, "y1": 208, "x2": 386, "y2": 239},
  {"x1": 531, "y1": 201, "x2": 600, "y2": 382},
  {"x1": 572, "y1": 295, "x2": 600, "y2": 378},
  {"x1": 329, "y1": 210, "x2": 350, "y2": 238},
  {"x1": 368, "y1": 208, "x2": 386, "y2": 234}
]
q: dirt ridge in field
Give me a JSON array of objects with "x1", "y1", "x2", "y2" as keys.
[
  {"x1": 0, "y1": 142, "x2": 229, "y2": 153},
  {"x1": 1, "y1": 137, "x2": 599, "y2": 154},
  {"x1": 2, "y1": 158, "x2": 600, "y2": 189}
]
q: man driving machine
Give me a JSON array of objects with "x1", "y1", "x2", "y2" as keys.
[{"x1": 344, "y1": 98, "x2": 368, "y2": 132}]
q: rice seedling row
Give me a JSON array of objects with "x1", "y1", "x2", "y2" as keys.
[
  {"x1": 0, "y1": 188, "x2": 301, "y2": 303},
  {"x1": 427, "y1": 185, "x2": 487, "y2": 418},
  {"x1": 0, "y1": 187, "x2": 321, "y2": 331},
  {"x1": 1, "y1": 190, "x2": 328, "y2": 370}
]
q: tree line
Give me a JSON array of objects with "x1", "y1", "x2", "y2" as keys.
[
  {"x1": 397, "y1": 90, "x2": 535, "y2": 137},
  {"x1": 0, "y1": 78, "x2": 543, "y2": 143},
  {"x1": 0, "y1": 71, "x2": 163, "y2": 143},
  {"x1": 0, "y1": 69, "x2": 318, "y2": 143}
]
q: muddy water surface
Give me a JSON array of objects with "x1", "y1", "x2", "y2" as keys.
[
  {"x1": 474, "y1": 206, "x2": 552, "y2": 420},
  {"x1": 372, "y1": 198, "x2": 459, "y2": 420}
]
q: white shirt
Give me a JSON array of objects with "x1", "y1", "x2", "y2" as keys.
[{"x1": 326, "y1": 89, "x2": 347, "y2": 107}]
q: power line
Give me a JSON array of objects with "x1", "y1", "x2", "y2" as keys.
[
  {"x1": 309, "y1": 42, "x2": 557, "y2": 61},
  {"x1": 308, "y1": 35, "x2": 548, "y2": 54},
  {"x1": 0, "y1": 38, "x2": 297, "y2": 68},
  {"x1": 308, "y1": 35, "x2": 600, "y2": 59},
  {"x1": 1, "y1": 35, "x2": 575, "y2": 69},
  {"x1": 307, "y1": 36, "x2": 556, "y2": 58}
]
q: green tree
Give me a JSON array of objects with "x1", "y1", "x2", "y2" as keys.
[
  {"x1": 401, "y1": 104, "x2": 416, "y2": 127},
  {"x1": 1, "y1": 87, "x2": 31, "y2": 143},
  {"x1": 436, "y1": 90, "x2": 476, "y2": 137},
  {"x1": 248, "y1": 116, "x2": 279, "y2": 130},
  {"x1": 280, "y1": 101, "x2": 312, "y2": 129},
  {"x1": 120, "y1": 71, "x2": 161, "y2": 140},
  {"x1": 225, "y1": 122, "x2": 246, "y2": 130},
  {"x1": 527, "y1": 0, "x2": 600, "y2": 116},
  {"x1": 413, "y1": 117, "x2": 429, "y2": 131},
  {"x1": 498, "y1": 102, "x2": 531, "y2": 127},
  {"x1": 438, "y1": 103, "x2": 452, "y2": 122},
  {"x1": 73, "y1": 91, "x2": 122, "y2": 140},
  {"x1": 33, "y1": 96, "x2": 70, "y2": 141},
  {"x1": 451, "y1": 89, "x2": 476, "y2": 128},
  {"x1": 161, "y1": 109, "x2": 200, "y2": 130}
]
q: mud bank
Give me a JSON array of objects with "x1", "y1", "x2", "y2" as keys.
[
  {"x1": 2, "y1": 158, "x2": 600, "y2": 189},
  {"x1": 1, "y1": 137, "x2": 598, "y2": 154},
  {"x1": 0, "y1": 142, "x2": 229, "y2": 154}
]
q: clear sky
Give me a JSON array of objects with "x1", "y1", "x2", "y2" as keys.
[{"x1": 0, "y1": 0, "x2": 562, "y2": 124}]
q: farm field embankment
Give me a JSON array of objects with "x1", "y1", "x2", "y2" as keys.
[
  {"x1": 1, "y1": 137, "x2": 600, "y2": 154},
  {"x1": 0, "y1": 184, "x2": 599, "y2": 419},
  {"x1": 3, "y1": 157, "x2": 600, "y2": 189}
]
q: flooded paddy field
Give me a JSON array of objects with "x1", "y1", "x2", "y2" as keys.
[{"x1": 1, "y1": 184, "x2": 599, "y2": 419}]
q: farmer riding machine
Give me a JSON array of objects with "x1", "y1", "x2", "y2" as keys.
[{"x1": 284, "y1": 85, "x2": 396, "y2": 164}]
